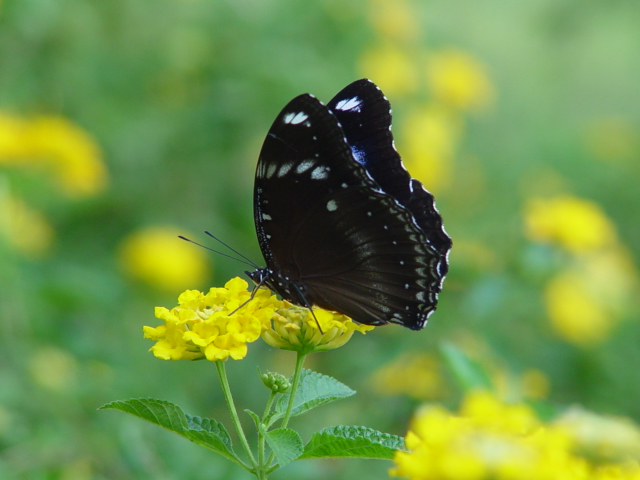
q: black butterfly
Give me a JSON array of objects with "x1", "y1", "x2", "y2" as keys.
[{"x1": 247, "y1": 79, "x2": 451, "y2": 330}]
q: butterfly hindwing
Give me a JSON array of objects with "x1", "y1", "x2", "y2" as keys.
[{"x1": 328, "y1": 79, "x2": 452, "y2": 264}]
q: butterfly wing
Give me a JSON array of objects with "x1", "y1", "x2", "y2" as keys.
[
  {"x1": 254, "y1": 91, "x2": 447, "y2": 329},
  {"x1": 328, "y1": 79, "x2": 452, "y2": 265}
]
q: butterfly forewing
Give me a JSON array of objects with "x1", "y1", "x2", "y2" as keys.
[
  {"x1": 252, "y1": 80, "x2": 451, "y2": 330},
  {"x1": 254, "y1": 94, "x2": 381, "y2": 284}
]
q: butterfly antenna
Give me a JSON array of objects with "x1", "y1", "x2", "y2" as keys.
[
  {"x1": 178, "y1": 235, "x2": 257, "y2": 269},
  {"x1": 204, "y1": 231, "x2": 259, "y2": 269}
]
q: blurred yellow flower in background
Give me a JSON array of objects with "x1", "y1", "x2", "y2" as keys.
[
  {"x1": 358, "y1": 43, "x2": 419, "y2": 98},
  {"x1": 392, "y1": 390, "x2": 640, "y2": 480},
  {"x1": 0, "y1": 114, "x2": 31, "y2": 158},
  {"x1": 28, "y1": 346, "x2": 79, "y2": 393},
  {"x1": 400, "y1": 106, "x2": 459, "y2": 192},
  {"x1": 426, "y1": 49, "x2": 495, "y2": 112},
  {"x1": 554, "y1": 407, "x2": 640, "y2": 464},
  {"x1": 520, "y1": 368, "x2": 551, "y2": 400},
  {"x1": 451, "y1": 335, "x2": 551, "y2": 401},
  {"x1": 524, "y1": 194, "x2": 638, "y2": 346},
  {"x1": 0, "y1": 189, "x2": 54, "y2": 257},
  {"x1": 0, "y1": 113, "x2": 107, "y2": 197},
  {"x1": 145, "y1": 277, "x2": 281, "y2": 361},
  {"x1": 525, "y1": 195, "x2": 617, "y2": 254},
  {"x1": 543, "y1": 248, "x2": 638, "y2": 347},
  {"x1": 119, "y1": 225, "x2": 211, "y2": 292},
  {"x1": 391, "y1": 391, "x2": 585, "y2": 480},
  {"x1": 368, "y1": 352, "x2": 445, "y2": 400},
  {"x1": 366, "y1": 0, "x2": 420, "y2": 44},
  {"x1": 585, "y1": 116, "x2": 639, "y2": 165},
  {"x1": 544, "y1": 271, "x2": 613, "y2": 347}
]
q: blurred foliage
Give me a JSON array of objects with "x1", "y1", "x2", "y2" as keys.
[{"x1": 1, "y1": 0, "x2": 640, "y2": 478}]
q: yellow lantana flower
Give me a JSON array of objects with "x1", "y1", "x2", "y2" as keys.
[
  {"x1": 261, "y1": 302, "x2": 374, "y2": 354},
  {"x1": 367, "y1": 0, "x2": 420, "y2": 44},
  {"x1": 0, "y1": 113, "x2": 107, "y2": 197},
  {"x1": 392, "y1": 391, "x2": 587, "y2": 480},
  {"x1": 544, "y1": 271, "x2": 613, "y2": 346},
  {"x1": 145, "y1": 277, "x2": 281, "y2": 361},
  {"x1": 524, "y1": 195, "x2": 617, "y2": 254},
  {"x1": 426, "y1": 49, "x2": 495, "y2": 112},
  {"x1": 400, "y1": 106, "x2": 459, "y2": 192},
  {"x1": 393, "y1": 391, "x2": 640, "y2": 480},
  {"x1": 554, "y1": 407, "x2": 640, "y2": 464},
  {"x1": 524, "y1": 194, "x2": 638, "y2": 346},
  {"x1": 358, "y1": 43, "x2": 419, "y2": 98},
  {"x1": 119, "y1": 226, "x2": 211, "y2": 292}
]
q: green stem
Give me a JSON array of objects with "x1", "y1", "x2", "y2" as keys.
[
  {"x1": 265, "y1": 351, "x2": 307, "y2": 470},
  {"x1": 262, "y1": 391, "x2": 277, "y2": 422},
  {"x1": 281, "y1": 351, "x2": 307, "y2": 428},
  {"x1": 258, "y1": 391, "x2": 277, "y2": 473},
  {"x1": 215, "y1": 360, "x2": 257, "y2": 470}
]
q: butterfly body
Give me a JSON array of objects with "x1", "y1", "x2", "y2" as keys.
[{"x1": 249, "y1": 79, "x2": 451, "y2": 330}]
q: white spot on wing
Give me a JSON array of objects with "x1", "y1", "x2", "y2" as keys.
[
  {"x1": 266, "y1": 163, "x2": 277, "y2": 178},
  {"x1": 311, "y1": 165, "x2": 330, "y2": 180},
  {"x1": 278, "y1": 162, "x2": 293, "y2": 177},
  {"x1": 296, "y1": 160, "x2": 315, "y2": 173},
  {"x1": 262, "y1": 213, "x2": 272, "y2": 221},
  {"x1": 334, "y1": 96, "x2": 363, "y2": 112},
  {"x1": 326, "y1": 200, "x2": 338, "y2": 211},
  {"x1": 283, "y1": 111, "x2": 309, "y2": 125}
]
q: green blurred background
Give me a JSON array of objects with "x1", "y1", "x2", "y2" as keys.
[{"x1": 1, "y1": 0, "x2": 640, "y2": 478}]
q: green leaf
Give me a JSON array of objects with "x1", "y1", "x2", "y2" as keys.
[
  {"x1": 273, "y1": 369, "x2": 355, "y2": 420},
  {"x1": 440, "y1": 342, "x2": 493, "y2": 392},
  {"x1": 244, "y1": 409, "x2": 262, "y2": 429},
  {"x1": 265, "y1": 428, "x2": 303, "y2": 467},
  {"x1": 300, "y1": 425, "x2": 405, "y2": 459},
  {"x1": 100, "y1": 398, "x2": 237, "y2": 462}
]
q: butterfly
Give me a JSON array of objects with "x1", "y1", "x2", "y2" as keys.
[{"x1": 247, "y1": 79, "x2": 451, "y2": 330}]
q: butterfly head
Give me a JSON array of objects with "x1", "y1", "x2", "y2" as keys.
[{"x1": 246, "y1": 268, "x2": 309, "y2": 307}]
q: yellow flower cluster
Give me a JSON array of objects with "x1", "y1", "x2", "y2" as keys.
[
  {"x1": 524, "y1": 195, "x2": 638, "y2": 346},
  {"x1": 0, "y1": 113, "x2": 107, "y2": 197},
  {"x1": 0, "y1": 113, "x2": 106, "y2": 257},
  {"x1": 555, "y1": 407, "x2": 640, "y2": 465},
  {"x1": 426, "y1": 49, "x2": 495, "y2": 112},
  {"x1": 262, "y1": 302, "x2": 374, "y2": 354},
  {"x1": 525, "y1": 196, "x2": 617, "y2": 254},
  {"x1": 391, "y1": 391, "x2": 640, "y2": 480},
  {"x1": 146, "y1": 278, "x2": 371, "y2": 360},
  {"x1": 144, "y1": 277, "x2": 281, "y2": 361}
]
